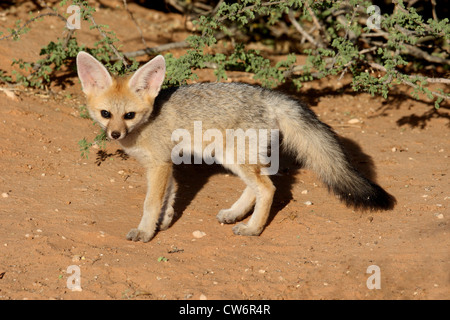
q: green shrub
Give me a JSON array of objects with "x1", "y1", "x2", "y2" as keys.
[{"x1": 1, "y1": 0, "x2": 448, "y2": 157}]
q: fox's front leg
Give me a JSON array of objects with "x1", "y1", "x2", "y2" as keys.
[{"x1": 126, "y1": 163, "x2": 173, "y2": 242}]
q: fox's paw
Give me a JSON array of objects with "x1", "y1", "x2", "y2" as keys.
[
  {"x1": 216, "y1": 209, "x2": 237, "y2": 224},
  {"x1": 232, "y1": 223, "x2": 262, "y2": 236},
  {"x1": 126, "y1": 228, "x2": 154, "y2": 243}
]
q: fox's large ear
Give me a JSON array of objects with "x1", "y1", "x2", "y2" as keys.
[
  {"x1": 76, "y1": 51, "x2": 113, "y2": 95},
  {"x1": 128, "y1": 55, "x2": 165, "y2": 99}
]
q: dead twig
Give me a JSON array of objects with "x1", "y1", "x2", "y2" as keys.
[
  {"x1": 360, "y1": 23, "x2": 450, "y2": 66},
  {"x1": 122, "y1": 0, "x2": 148, "y2": 48},
  {"x1": 116, "y1": 41, "x2": 190, "y2": 60},
  {"x1": 287, "y1": 9, "x2": 323, "y2": 48},
  {"x1": 368, "y1": 62, "x2": 449, "y2": 100},
  {"x1": 87, "y1": 14, "x2": 128, "y2": 68},
  {"x1": 430, "y1": 0, "x2": 438, "y2": 21},
  {"x1": 305, "y1": 1, "x2": 328, "y2": 47},
  {"x1": 0, "y1": 12, "x2": 67, "y2": 41}
]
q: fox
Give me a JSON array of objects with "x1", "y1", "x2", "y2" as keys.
[{"x1": 76, "y1": 51, "x2": 395, "y2": 242}]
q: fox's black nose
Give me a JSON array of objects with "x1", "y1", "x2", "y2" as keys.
[{"x1": 111, "y1": 131, "x2": 121, "y2": 140}]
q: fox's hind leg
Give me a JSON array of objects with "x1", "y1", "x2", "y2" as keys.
[
  {"x1": 158, "y1": 175, "x2": 177, "y2": 230},
  {"x1": 216, "y1": 186, "x2": 256, "y2": 224},
  {"x1": 221, "y1": 164, "x2": 275, "y2": 236}
]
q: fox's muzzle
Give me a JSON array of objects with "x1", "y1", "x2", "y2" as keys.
[{"x1": 111, "y1": 131, "x2": 121, "y2": 139}]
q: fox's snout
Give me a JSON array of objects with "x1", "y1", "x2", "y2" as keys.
[
  {"x1": 110, "y1": 131, "x2": 122, "y2": 140},
  {"x1": 106, "y1": 128, "x2": 127, "y2": 140},
  {"x1": 98, "y1": 110, "x2": 147, "y2": 141},
  {"x1": 100, "y1": 112, "x2": 131, "y2": 140}
]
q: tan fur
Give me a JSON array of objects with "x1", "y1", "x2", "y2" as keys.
[{"x1": 76, "y1": 52, "x2": 395, "y2": 242}]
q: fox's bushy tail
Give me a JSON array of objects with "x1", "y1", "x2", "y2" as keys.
[{"x1": 276, "y1": 101, "x2": 396, "y2": 210}]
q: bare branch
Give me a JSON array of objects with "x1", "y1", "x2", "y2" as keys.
[
  {"x1": 402, "y1": 43, "x2": 450, "y2": 65},
  {"x1": 424, "y1": 77, "x2": 450, "y2": 84},
  {"x1": 87, "y1": 15, "x2": 128, "y2": 68},
  {"x1": 305, "y1": 1, "x2": 328, "y2": 47},
  {"x1": 0, "y1": 12, "x2": 67, "y2": 40},
  {"x1": 360, "y1": 24, "x2": 450, "y2": 65},
  {"x1": 117, "y1": 41, "x2": 190, "y2": 60},
  {"x1": 287, "y1": 9, "x2": 322, "y2": 48},
  {"x1": 123, "y1": 0, "x2": 148, "y2": 48},
  {"x1": 401, "y1": 79, "x2": 449, "y2": 100},
  {"x1": 430, "y1": 0, "x2": 438, "y2": 21},
  {"x1": 369, "y1": 62, "x2": 449, "y2": 100}
]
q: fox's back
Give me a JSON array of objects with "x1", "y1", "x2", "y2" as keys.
[{"x1": 154, "y1": 82, "x2": 288, "y2": 131}]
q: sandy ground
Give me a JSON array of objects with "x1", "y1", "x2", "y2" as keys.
[{"x1": 0, "y1": 1, "x2": 448, "y2": 300}]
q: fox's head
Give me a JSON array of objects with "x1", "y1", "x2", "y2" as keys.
[{"x1": 76, "y1": 52, "x2": 165, "y2": 140}]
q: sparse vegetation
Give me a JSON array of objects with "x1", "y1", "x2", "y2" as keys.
[{"x1": 0, "y1": 0, "x2": 448, "y2": 156}]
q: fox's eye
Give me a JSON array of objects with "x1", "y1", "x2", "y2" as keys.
[
  {"x1": 101, "y1": 110, "x2": 111, "y2": 119},
  {"x1": 124, "y1": 112, "x2": 136, "y2": 120}
]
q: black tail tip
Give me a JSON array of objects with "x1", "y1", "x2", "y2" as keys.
[
  {"x1": 365, "y1": 184, "x2": 397, "y2": 210},
  {"x1": 338, "y1": 182, "x2": 396, "y2": 211}
]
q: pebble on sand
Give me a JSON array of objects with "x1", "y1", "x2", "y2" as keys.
[{"x1": 192, "y1": 230, "x2": 206, "y2": 239}]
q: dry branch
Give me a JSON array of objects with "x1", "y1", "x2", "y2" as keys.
[
  {"x1": 87, "y1": 14, "x2": 128, "y2": 68},
  {"x1": 287, "y1": 9, "x2": 323, "y2": 48},
  {"x1": 117, "y1": 41, "x2": 190, "y2": 60},
  {"x1": 369, "y1": 62, "x2": 449, "y2": 100},
  {"x1": 122, "y1": 0, "x2": 147, "y2": 48},
  {"x1": 0, "y1": 12, "x2": 67, "y2": 40}
]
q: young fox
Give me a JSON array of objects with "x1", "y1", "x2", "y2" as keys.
[{"x1": 76, "y1": 51, "x2": 395, "y2": 242}]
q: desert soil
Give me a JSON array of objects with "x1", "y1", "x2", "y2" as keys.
[{"x1": 0, "y1": 1, "x2": 448, "y2": 300}]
